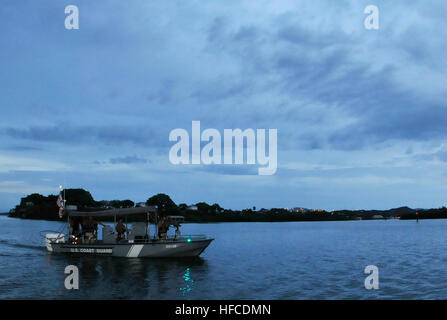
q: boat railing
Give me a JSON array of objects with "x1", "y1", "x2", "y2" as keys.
[
  {"x1": 51, "y1": 234, "x2": 210, "y2": 245},
  {"x1": 175, "y1": 234, "x2": 208, "y2": 240}
]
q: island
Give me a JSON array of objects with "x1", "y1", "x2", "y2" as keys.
[{"x1": 6, "y1": 188, "x2": 447, "y2": 222}]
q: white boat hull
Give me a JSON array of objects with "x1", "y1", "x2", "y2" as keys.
[{"x1": 47, "y1": 238, "x2": 213, "y2": 258}]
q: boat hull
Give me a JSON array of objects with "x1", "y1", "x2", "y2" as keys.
[{"x1": 47, "y1": 239, "x2": 213, "y2": 258}]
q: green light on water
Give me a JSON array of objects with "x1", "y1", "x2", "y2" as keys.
[{"x1": 186, "y1": 238, "x2": 192, "y2": 243}]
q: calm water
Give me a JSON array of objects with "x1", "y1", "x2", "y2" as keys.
[{"x1": 1, "y1": 215, "x2": 447, "y2": 299}]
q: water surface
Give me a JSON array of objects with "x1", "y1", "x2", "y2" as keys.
[{"x1": 0, "y1": 216, "x2": 446, "y2": 299}]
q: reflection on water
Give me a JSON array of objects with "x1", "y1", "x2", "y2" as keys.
[
  {"x1": 42, "y1": 254, "x2": 207, "y2": 299},
  {"x1": 180, "y1": 268, "x2": 194, "y2": 296}
]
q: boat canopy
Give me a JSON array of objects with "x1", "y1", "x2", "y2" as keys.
[{"x1": 67, "y1": 206, "x2": 157, "y2": 217}]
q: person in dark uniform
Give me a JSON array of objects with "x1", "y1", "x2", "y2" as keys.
[
  {"x1": 70, "y1": 217, "x2": 81, "y2": 236},
  {"x1": 157, "y1": 216, "x2": 169, "y2": 240},
  {"x1": 82, "y1": 216, "x2": 104, "y2": 244},
  {"x1": 115, "y1": 218, "x2": 129, "y2": 241}
]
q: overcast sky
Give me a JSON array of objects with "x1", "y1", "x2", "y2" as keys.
[{"x1": 1, "y1": 0, "x2": 447, "y2": 211}]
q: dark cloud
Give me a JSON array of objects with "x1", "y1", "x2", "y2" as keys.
[
  {"x1": 109, "y1": 155, "x2": 148, "y2": 165},
  {"x1": 199, "y1": 11, "x2": 447, "y2": 151},
  {"x1": 3, "y1": 125, "x2": 166, "y2": 147},
  {"x1": 327, "y1": 102, "x2": 447, "y2": 150},
  {"x1": 1, "y1": 1, "x2": 447, "y2": 210},
  {"x1": 3, "y1": 145, "x2": 44, "y2": 152},
  {"x1": 276, "y1": 25, "x2": 348, "y2": 48},
  {"x1": 207, "y1": 17, "x2": 228, "y2": 43},
  {"x1": 232, "y1": 26, "x2": 259, "y2": 42}
]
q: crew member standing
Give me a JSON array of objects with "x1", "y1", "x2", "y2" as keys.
[{"x1": 116, "y1": 218, "x2": 129, "y2": 241}]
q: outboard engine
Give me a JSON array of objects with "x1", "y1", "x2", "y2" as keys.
[{"x1": 45, "y1": 233, "x2": 65, "y2": 252}]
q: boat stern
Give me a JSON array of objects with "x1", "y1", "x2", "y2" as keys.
[{"x1": 45, "y1": 233, "x2": 65, "y2": 252}]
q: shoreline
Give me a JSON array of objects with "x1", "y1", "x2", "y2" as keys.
[
  {"x1": 8, "y1": 189, "x2": 446, "y2": 223},
  {"x1": 4, "y1": 214, "x2": 442, "y2": 223}
]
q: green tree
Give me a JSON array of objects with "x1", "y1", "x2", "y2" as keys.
[
  {"x1": 196, "y1": 202, "x2": 211, "y2": 213},
  {"x1": 212, "y1": 203, "x2": 222, "y2": 213},
  {"x1": 64, "y1": 189, "x2": 95, "y2": 208},
  {"x1": 20, "y1": 193, "x2": 46, "y2": 206},
  {"x1": 146, "y1": 193, "x2": 178, "y2": 215},
  {"x1": 121, "y1": 200, "x2": 135, "y2": 208}
]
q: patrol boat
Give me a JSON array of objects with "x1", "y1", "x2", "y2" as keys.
[{"x1": 45, "y1": 206, "x2": 213, "y2": 258}]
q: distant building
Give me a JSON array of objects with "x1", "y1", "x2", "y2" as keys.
[
  {"x1": 291, "y1": 207, "x2": 310, "y2": 213},
  {"x1": 66, "y1": 205, "x2": 78, "y2": 211},
  {"x1": 187, "y1": 205, "x2": 198, "y2": 211},
  {"x1": 372, "y1": 215, "x2": 384, "y2": 219},
  {"x1": 25, "y1": 202, "x2": 34, "y2": 207}
]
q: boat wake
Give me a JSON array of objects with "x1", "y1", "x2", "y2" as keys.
[{"x1": 0, "y1": 239, "x2": 45, "y2": 251}]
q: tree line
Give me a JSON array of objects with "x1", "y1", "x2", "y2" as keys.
[{"x1": 8, "y1": 188, "x2": 447, "y2": 222}]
